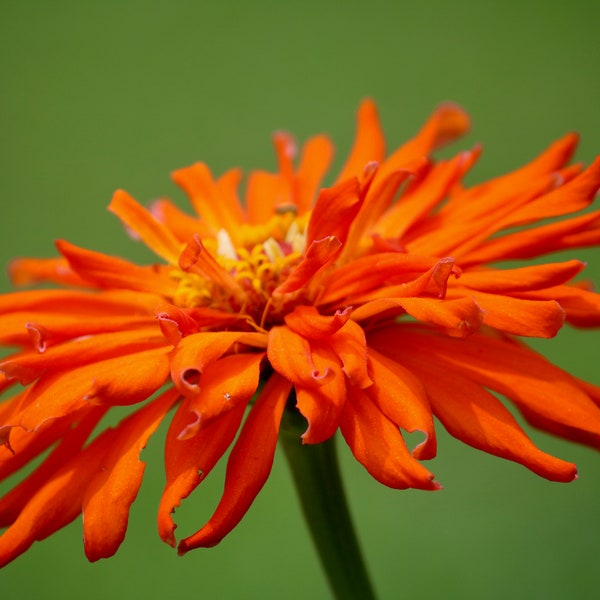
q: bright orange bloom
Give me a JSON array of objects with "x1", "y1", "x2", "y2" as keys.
[{"x1": 1, "y1": 101, "x2": 600, "y2": 566}]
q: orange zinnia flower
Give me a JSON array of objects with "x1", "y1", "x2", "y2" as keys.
[{"x1": 1, "y1": 100, "x2": 599, "y2": 567}]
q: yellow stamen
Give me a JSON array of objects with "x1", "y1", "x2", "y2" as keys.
[{"x1": 171, "y1": 212, "x2": 308, "y2": 325}]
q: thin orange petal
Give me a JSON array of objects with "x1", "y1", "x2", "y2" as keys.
[
  {"x1": 305, "y1": 178, "x2": 362, "y2": 247},
  {"x1": 108, "y1": 190, "x2": 183, "y2": 264},
  {"x1": 0, "y1": 408, "x2": 106, "y2": 527},
  {"x1": 171, "y1": 163, "x2": 245, "y2": 236},
  {"x1": 396, "y1": 351, "x2": 577, "y2": 482},
  {"x1": 0, "y1": 326, "x2": 166, "y2": 385},
  {"x1": 8, "y1": 257, "x2": 89, "y2": 288},
  {"x1": 339, "y1": 388, "x2": 440, "y2": 490},
  {"x1": 284, "y1": 305, "x2": 352, "y2": 339},
  {"x1": 457, "y1": 260, "x2": 585, "y2": 293},
  {"x1": 82, "y1": 388, "x2": 179, "y2": 561},
  {"x1": 0, "y1": 421, "x2": 116, "y2": 568},
  {"x1": 178, "y1": 373, "x2": 290, "y2": 551},
  {"x1": 448, "y1": 290, "x2": 566, "y2": 338},
  {"x1": 273, "y1": 236, "x2": 342, "y2": 296},
  {"x1": 180, "y1": 352, "x2": 264, "y2": 437},
  {"x1": 56, "y1": 239, "x2": 176, "y2": 296},
  {"x1": 377, "y1": 103, "x2": 470, "y2": 182},
  {"x1": 14, "y1": 346, "x2": 170, "y2": 431},
  {"x1": 337, "y1": 99, "x2": 385, "y2": 183},
  {"x1": 367, "y1": 349, "x2": 436, "y2": 460},
  {"x1": 150, "y1": 198, "x2": 213, "y2": 242},
  {"x1": 158, "y1": 397, "x2": 247, "y2": 547},
  {"x1": 295, "y1": 134, "x2": 335, "y2": 214}
]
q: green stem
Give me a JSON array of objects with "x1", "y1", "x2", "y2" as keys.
[{"x1": 280, "y1": 406, "x2": 377, "y2": 600}]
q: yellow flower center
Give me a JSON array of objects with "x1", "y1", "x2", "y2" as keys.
[{"x1": 172, "y1": 211, "x2": 309, "y2": 328}]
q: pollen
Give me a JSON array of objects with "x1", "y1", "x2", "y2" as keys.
[{"x1": 171, "y1": 212, "x2": 307, "y2": 326}]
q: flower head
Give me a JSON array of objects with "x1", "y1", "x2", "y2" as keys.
[{"x1": 1, "y1": 100, "x2": 599, "y2": 565}]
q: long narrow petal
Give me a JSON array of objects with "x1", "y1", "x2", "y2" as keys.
[
  {"x1": 371, "y1": 326, "x2": 600, "y2": 437},
  {"x1": 169, "y1": 331, "x2": 266, "y2": 396},
  {"x1": 82, "y1": 388, "x2": 180, "y2": 561},
  {"x1": 284, "y1": 305, "x2": 352, "y2": 339},
  {"x1": 0, "y1": 424, "x2": 117, "y2": 568},
  {"x1": 181, "y1": 352, "x2": 264, "y2": 436},
  {"x1": 8, "y1": 257, "x2": 89, "y2": 288},
  {"x1": 14, "y1": 347, "x2": 171, "y2": 431},
  {"x1": 339, "y1": 388, "x2": 440, "y2": 490},
  {"x1": 171, "y1": 163, "x2": 246, "y2": 238},
  {"x1": 295, "y1": 135, "x2": 335, "y2": 214},
  {"x1": 178, "y1": 373, "x2": 290, "y2": 551},
  {"x1": 305, "y1": 178, "x2": 362, "y2": 247},
  {"x1": 158, "y1": 397, "x2": 247, "y2": 547},
  {"x1": 337, "y1": 99, "x2": 385, "y2": 183},
  {"x1": 447, "y1": 290, "x2": 566, "y2": 338},
  {"x1": 273, "y1": 236, "x2": 342, "y2": 296},
  {"x1": 56, "y1": 240, "x2": 176, "y2": 296},
  {"x1": 0, "y1": 408, "x2": 106, "y2": 527},
  {"x1": 294, "y1": 340, "x2": 347, "y2": 444},
  {"x1": 377, "y1": 103, "x2": 469, "y2": 182},
  {"x1": 108, "y1": 190, "x2": 183, "y2": 264},
  {"x1": 1, "y1": 327, "x2": 165, "y2": 385},
  {"x1": 394, "y1": 351, "x2": 577, "y2": 481},
  {"x1": 367, "y1": 349, "x2": 436, "y2": 460}
]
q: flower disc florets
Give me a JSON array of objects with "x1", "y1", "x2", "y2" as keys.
[{"x1": 172, "y1": 211, "x2": 308, "y2": 327}]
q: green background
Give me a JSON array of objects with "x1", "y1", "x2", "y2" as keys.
[{"x1": 1, "y1": 1, "x2": 599, "y2": 598}]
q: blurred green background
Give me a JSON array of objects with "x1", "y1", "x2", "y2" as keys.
[{"x1": 1, "y1": 1, "x2": 599, "y2": 598}]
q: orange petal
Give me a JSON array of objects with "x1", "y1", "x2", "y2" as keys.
[
  {"x1": 8, "y1": 257, "x2": 89, "y2": 288},
  {"x1": 0, "y1": 409, "x2": 76, "y2": 482},
  {"x1": 294, "y1": 340, "x2": 347, "y2": 444},
  {"x1": 170, "y1": 331, "x2": 266, "y2": 396},
  {"x1": 506, "y1": 156, "x2": 600, "y2": 225},
  {"x1": 339, "y1": 388, "x2": 440, "y2": 490},
  {"x1": 82, "y1": 388, "x2": 179, "y2": 561},
  {"x1": 461, "y1": 210, "x2": 600, "y2": 265},
  {"x1": 181, "y1": 352, "x2": 264, "y2": 437},
  {"x1": 305, "y1": 178, "x2": 362, "y2": 246},
  {"x1": 337, "y1": 99, "x2": 386, "y2": 183},
  {"x1": 0, "y1": 408, "x2": 106, "y2": 527},
  {"x1": 14, "y1": 346, "x2": 171, "y2": 431},
  {"x1": 393, "y1": 296, "x2": 485, "y2": 337},
  {"x1": 1, "y1": 326, "x2": 165, "y2": 385},
  {"x1": 377, "y1": 148, "x2": 481, "y2": 239},
  {"x1": 109, "y1": 190, "x2": 183, "y2": 263},
  {"x1": 0, "y1": 420, "x2": 116, "y2": 568},
  {"x1": 273, "y1": 236, "x2": 342, "y2": 296},
  {"x1": 284, "y1": 305, "x2": 352, "y2": 339},
  {"x1": 448, "y1": 290, "x2": 566, "y2": 338},
  {"x1": 372, "y1": 326, "x2": 600, "y2": 437},
  {"x1": 0, "y1": 288, "x2": 163, "y2": 317},
  {"x1": 268, "y1": 326, "x2": 323, "y2": 388},
  {"x1": 395, "y1": 350, "x2": 577, "y2": 482},
  {"x1": 158, "y1": 396, "x2": 247, "y2": 547},
  {"x1": 518, "y1": 284, "x2": 600, "y2": 327},
  {"x1": 56, "y1": 239, "x2": 176, "y2": 296},
  {"x1": 150, "y1": 198, "x2": 213, "y2": 242},
  {"x1": 295, "y1": 134, "x2": 335, "y2": 214},
  {"x1": 328, "y1": 320, "x2": 372, "y2": 389},
  {"x1": 377, "y1": 103, "x2": 470, "y2": 182},
  {"x1": 367, "y1": 349, "x2": 436, "y2": 460},
  {"x1": 171, "y1": 163, "x2": 246, "y2": 236},
  {"x1": 341, "y1": 161, "x2": 427, "y2": 260},
  {"x1": 178, "y1": 373, "x2": 290, "y2": 551},
  {"x1": 457, "y1": 260, "x2": 585, "y2": 293},
  {"x1": 317, "y1": 252, "x2": 438, "y2": 306},
  {"x1": 245, "y1": 171, "x2": 290, "y2": 225},
  {"x1": 178, "y1": 234, "x2": 244, "y2": 302}
]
